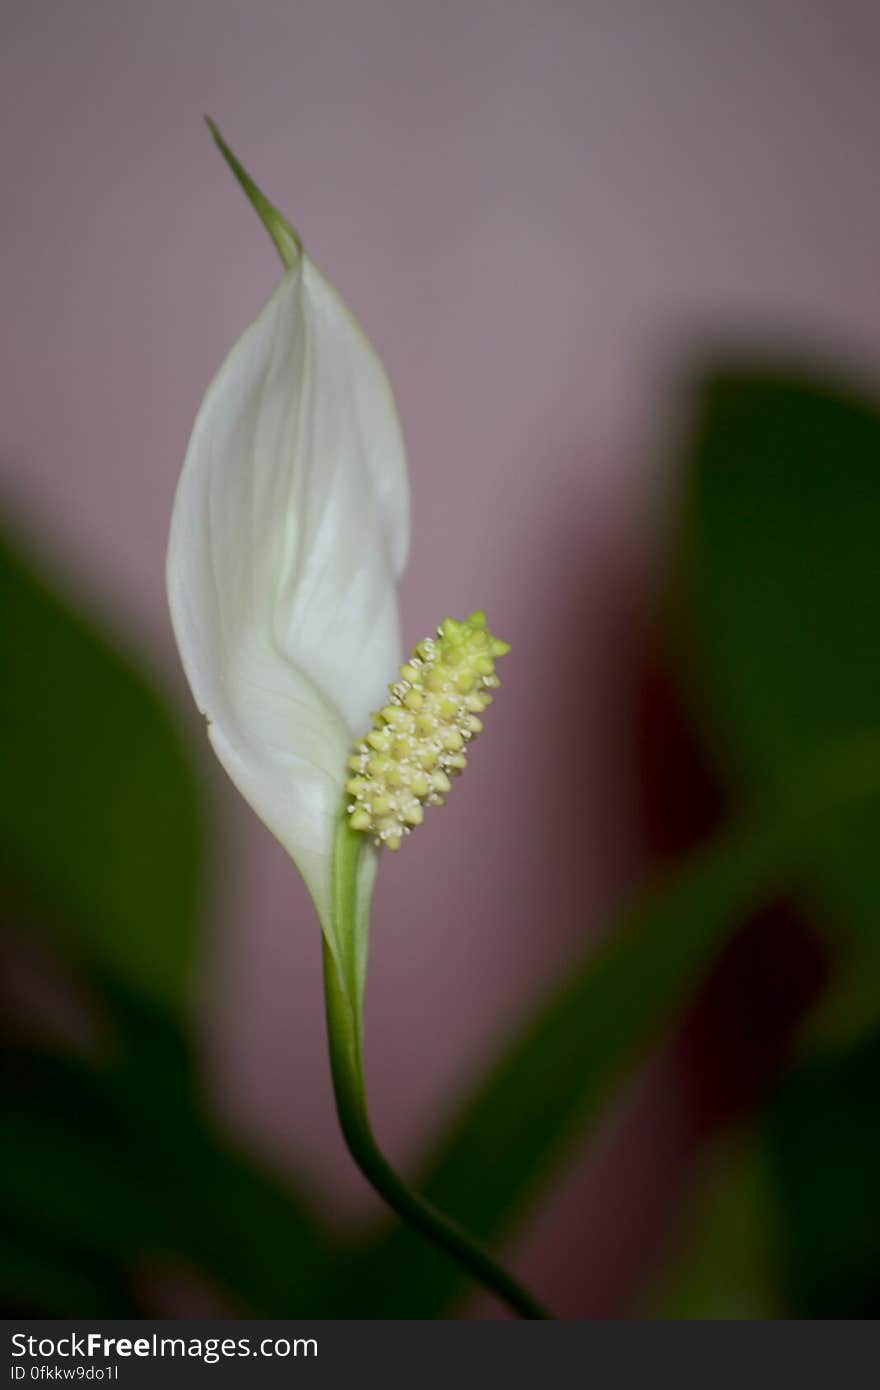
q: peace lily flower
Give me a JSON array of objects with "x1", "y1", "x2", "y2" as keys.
[
  {"x1": 167, "y1": 196, "x2": 408, "y2": 949},
  {"x1": 166, "y1": 124, "x2": 545, "y2": 1320},
  {"x1": 168, "y1": 127, "x2": 510, "y2": 943}
]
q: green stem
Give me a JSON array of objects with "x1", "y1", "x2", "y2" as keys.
[{"x1": 322, "y1": 826, "x2": 551, "y2": 1320}]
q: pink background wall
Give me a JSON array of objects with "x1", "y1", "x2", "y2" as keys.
[{"x1": 4, "y1": 0, "x2": 880, "y2": 1314}]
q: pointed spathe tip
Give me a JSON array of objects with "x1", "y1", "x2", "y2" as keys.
[{"x1": 205, "y1": 117, "x2": 302, "y2": 272}]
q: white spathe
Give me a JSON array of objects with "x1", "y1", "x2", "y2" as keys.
[{"x1": 167, "y1": 253, "x2": 409, "y2": 928}]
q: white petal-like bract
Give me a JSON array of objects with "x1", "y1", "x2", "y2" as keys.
[{"x1": 167, "y1": 254, "x2": 409, "y2": 927}]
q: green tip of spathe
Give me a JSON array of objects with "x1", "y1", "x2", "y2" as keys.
[{"x1": 205, "y1": 116, "x2": 302, "y2": 271}]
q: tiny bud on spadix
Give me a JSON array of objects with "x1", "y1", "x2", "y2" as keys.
[{"x1": 346, "y1": 611, "x2": 510, "y2": 849}]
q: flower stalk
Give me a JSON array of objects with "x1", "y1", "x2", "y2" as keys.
[{"x1": 325, "y1": 814, "x2": 550, "y2": 1320}]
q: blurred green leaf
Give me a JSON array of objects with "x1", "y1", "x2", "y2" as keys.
[
  {"x1": 674, "y1": 369, "x2": 880, "y2": 1042},
  {"x1": 647, "y1": 1025, "x2": 880, "y2": 1320},
  {"x1": 0, "y1": 522, "x2": 203, "y2": 1014},
  {"x1": 645, "y1": 1131, "x2": 783, "y2": 1319},
  {"x1": 311, "y1": 743, "x2": 880, "y2": 1316},
  {"x1": 2, "y1": 1038, "x2": 334, "y2": 1316},
  {"x1": 2, "y1": 1050, "x2": 170, "y2": 1261},
  {"x1": 622, "y1": 369, "x2": 880, "y2": 1325},
  {"x1": 763, "y1": 1026, "x2": 880, "y2": 1317},
  {"x1": 0, "y1": 1224, "x2": 140, "y2": 1317}
]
